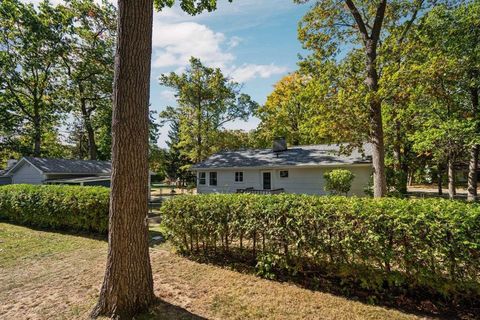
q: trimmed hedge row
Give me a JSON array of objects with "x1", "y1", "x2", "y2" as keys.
[
  {"x1": 0, "y1": 184, "x2": 109, "y2": 233},
  {"x1": 161, "y1": 194, "x2": 480, "y2": 299}
]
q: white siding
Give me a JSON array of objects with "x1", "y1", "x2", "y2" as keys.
[
  {"x1": 196, "y1": 165, "x2": 372, "y2": 196},
  {"x1": 11, "y1": 163, "x2": 45, "y2": 184}
]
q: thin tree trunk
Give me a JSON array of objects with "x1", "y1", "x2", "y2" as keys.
[
  {"x1": 91, "y1": 0, "x2": 154, "y2": 318},
  {"x1": 365, "y1": 39, "x2": 387, "y2": 198},
  {"x1": 33, "y1": 103, "x2": 41, "y2": 157},
  {"x1": 85, "y1": 118, "x2": 98, "y2": 160},
  {"x1": 437, "y1": 164, "x2": 443, "y2": 196},
  {"x1": 79, "y1": 90, "x2": 98, "y2": 160},
  {"x1": 448, "y1": 158, "x2": 456, "y2": 200},
  {"x1": 33, "y1": 122, "x2": 41, "y2": 157},
  {"x1": 467, "y1": 88, "x2": 479, "y2": 202},
  {"x1": 468, "y1": 145, "x2": 479, "y2": 202}
]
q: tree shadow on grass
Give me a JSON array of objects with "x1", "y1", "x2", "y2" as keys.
[
  {"x1": 138, "y1": 298, "x2": 207, "y2": 320},
  {"x1": 182, "y1": 248, "x2": 480, "y2": 320}
]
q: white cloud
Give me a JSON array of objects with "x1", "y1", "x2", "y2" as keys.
[
  {"x1": 229, "y1": 64, "x2": 288, "y2": 83},
  {"x1": 152, "y1": 18, "x2": 288, "y2": 83},
  {"x1": 152, "y1": 21, "x2": 234, "y2": 69},
  {"x1": 227, "y1": 36, "x2": 242, "y2": 49},
  {"x1": 26, "y1": 0, "x2": 290, "y2": 83}
]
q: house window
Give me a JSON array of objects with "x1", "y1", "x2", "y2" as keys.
[
  {"x1": 209, "y1": 172, "x2": 217, "y2": 186},
  {"x1": 280, "y1": 170, "x2": 289, "y2": 178},
  {"x1": 199, "y1": 172, "x2": 206, "y2": 185},
  {"x1": 235, "y1": 171, "x2": 244, "y2": 182}
]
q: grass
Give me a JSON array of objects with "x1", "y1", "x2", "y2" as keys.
[{"x1": 0, "y1": 222, "x2": 427, "y2": 320}]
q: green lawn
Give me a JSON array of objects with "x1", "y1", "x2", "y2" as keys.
[{"x1": 0, "y1": 222, "x2": 425, "y2": 320}]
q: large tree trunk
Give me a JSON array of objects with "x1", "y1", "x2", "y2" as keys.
[
  {"x1": 365, "y1": 39, "x2": 387, "y2": 198},
  {"x1": 448, "y1": 158, "x2": 456, "y2": 200},
  {"x1": 91, "y1": 0, "x2": 155, "y2": 318},
  {"x1": 467, "y1": 88, "x2": 479, "y2": 202}
]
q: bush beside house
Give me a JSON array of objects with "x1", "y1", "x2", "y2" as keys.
[
  {"x1": 0, "y1": 185, "x2": 109, "y2": 233},
  {"x1": 323, "y1": 169, "x2": 355, "y2": 195},
  {"x1": 161, "y1": 194, "x2": 480, "y2": 302}
]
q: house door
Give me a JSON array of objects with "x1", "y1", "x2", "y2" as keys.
[{"x1": 262, "y1": 172, "x2": 272, "y2": 190}]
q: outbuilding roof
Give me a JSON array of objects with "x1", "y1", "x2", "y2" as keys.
[
  {"x1": 9, "y1": 157, "x2": 111, "y2": 175},
  {"x1": 192, "y1": 143, "x2": 373, "y2": 170}
]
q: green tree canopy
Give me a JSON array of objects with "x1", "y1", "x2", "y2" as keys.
[{"x1": 159, "y1": 57, "x2": 258, "y2": 163}]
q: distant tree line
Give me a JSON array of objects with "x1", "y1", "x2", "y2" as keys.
[{"x1": 0, "y1": 0, "x2": 118, "y2": 162}]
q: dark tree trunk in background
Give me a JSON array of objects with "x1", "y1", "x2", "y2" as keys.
[
  {"x1": 437, "y1": 164, "x2": 443, "y2": 196},
  {"x1": 33, "y1": 123, "x2": 41, "y2": 157},
  {"x1": 448, "y1": 158, "x2": 456, "y2": 200},
  {"x1": 91, "y1": 0, "x2": 155, "y2": 318},
  {"x1": 32, "y1": 100, "x2": 42, "y2": 157},
  {"x1": 80, "y1": 98, "x2": 98, "y2": 160},
  {"x1": 467, "y1": 87, "x2": 479, "y2": 202},
  {"x1": 79, "y1": 84, "x2": 99, "y2": 160}
]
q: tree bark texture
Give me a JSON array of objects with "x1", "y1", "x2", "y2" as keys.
[
  {"x1": 467, "y1": 88, "x2": 479, "y2": 202},
  {"x1": 366, "y1": 39, "x2": 387, "y2": 198},
  {"x1": 91, "y1": 0, "x2": 154, "y2": 318}
]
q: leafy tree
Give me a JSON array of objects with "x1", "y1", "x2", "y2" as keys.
[
  {"x1": 0, "y1": 0, "x2": 68, "y2": 156},
  {"x1": 301, "y1": 54, "x2": 370, "y2": 146},
  {"x1": 418, "y1": 2, "x2": 480, "y2": 200},
  {"x1": 61, "y1": 0, "x2": 116, "y2": 160},
  {"x1": 256, "y1": 72, "x2": 312, "y2": 146},
  {"x1": 93, "y1": 1, "x2": 234, "y2": 319},
  {"x1": 159, "y1": 57, "x2": 258, "y2": 163},
  {"x1": 324, "y1": 169, "x2": 355, "y2": 195},
  {"x1": 164, "y1": 119, "x2": 193, "y2": 184},
  {"x1": 296, "y1": 0, "x2": 441, "y2": 197}
]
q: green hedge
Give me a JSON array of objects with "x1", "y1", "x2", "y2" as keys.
[
  {"x1": 0, "y1": 184, "x2": 109, "y2": 233},
  {"x1": 161, "y1": 194, "x2": 480, "y2": 300}
]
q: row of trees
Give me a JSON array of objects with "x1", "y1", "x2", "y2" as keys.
[
  {"x1": 254, "y1": 0, "x2": 479, "y2": 200},
  {"x1": 0, "y1": 0, "x2": 116, "y2": 161}
]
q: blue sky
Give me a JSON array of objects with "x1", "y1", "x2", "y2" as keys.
[
  {"x1": 29, "y1": 0, "x2": 311, "y2": 147},
  {"x1": 150, "y1": 1, "x2": 311, "y2": 146}
]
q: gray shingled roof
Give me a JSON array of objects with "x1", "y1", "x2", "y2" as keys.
[
  {"x1": 192, "y1": 144, "x2": 373, "y2": 170},
  {"x1": 22, "y1": 157, "x2": 111, "y2": 175}
]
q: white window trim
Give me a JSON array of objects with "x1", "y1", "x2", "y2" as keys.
[
  {"x1": 198, "y1": 172, "x2": 206, "y2": 185},
  {"x1": 234, "y1": 171, "x2": 244, "y2": 184},
  {"x1": 209, "y1": 172, "x2": 218, "y2": 186}
]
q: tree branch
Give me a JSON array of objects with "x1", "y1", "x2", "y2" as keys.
[
  {"x1": 371, "y1": 0, "x2": 387, "y2": 42},
  {"x1": 344, "y1": 0, "x2": 369, "y2": 43}
]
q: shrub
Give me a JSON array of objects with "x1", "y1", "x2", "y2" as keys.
[
  {"x1": 161, "y1": 194, "x2": 480, "y2": 301},
  {"x1": 324, "y1": 169, "x2": 355, "y2": 195},
  {"x1": 0, "y1": 184, "x2": 109, "y2": 233}
]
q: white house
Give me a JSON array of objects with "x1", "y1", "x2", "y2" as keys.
[{"x1": 191, "y1": 141, "x2": 373, "y2": 196}]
